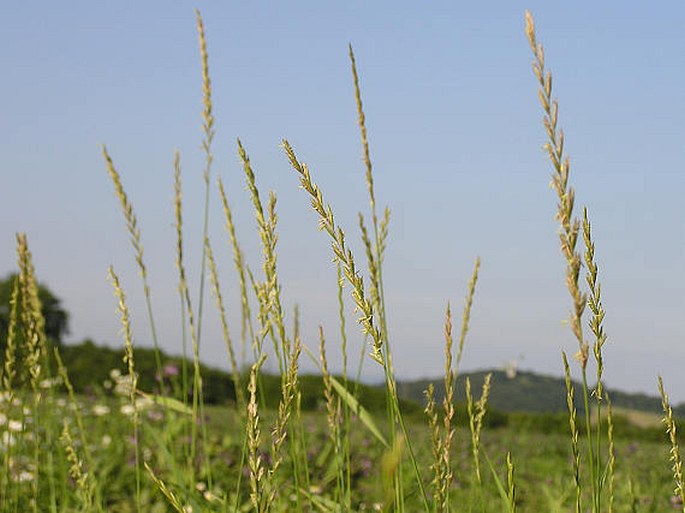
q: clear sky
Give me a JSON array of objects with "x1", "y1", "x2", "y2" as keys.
[{"x1": 2, "y1": 2, "x2": 684, "y2": 400}]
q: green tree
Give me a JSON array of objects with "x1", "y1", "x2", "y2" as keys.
[{"x1": 0, "y1": 273, "x2": 69, "y2": 357}]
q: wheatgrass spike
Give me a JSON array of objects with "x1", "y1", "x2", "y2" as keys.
[
  {"x1": 2, "y1": 276, "x2": 19, "y2": 392},
  {"x1": 16, "y1": 233, "x2": 49, "y2": 513},
  {"x1": 440, "y1": 303, "x2": 455, "y2": 513},
  {"x1": 239, "y1": 139, "x2": 289, "y2": 375},
  {"x1": 61, "y1": 420, "x2": 94, "y2": 510},
  {"x1": 265, "y1": 337, "x2": 301, "y2": 510},
  {"x1": 205, "y1": 236, "x2": 245, "y2": 410},
  {"x1": 107, "y1": 266, "x2": 141, "y2": 512},
  {"x1": 283, "y1": 140, "x2": 382, "y2": 363},
  {"x1": 563, "y1": 352, "x2": 582, "y2": 513},
  {"x1": 506, "y1": 452, "x2": 516, "y2": 513},
  {"x1": 456, "y1": 257, "x2": 481, "y2": 369},
  {"x1": 194, "y1": 9, "x2": 215, "y2": 356},
  {"x1": 0, "y1": 276, "x2": 19, "y2": 511},
  {"x1": 193, "y1": 14, "x2": 217, "y2": 489},
  {"x1": 283, "y1": 138, "x2": 430, "y2": 510},
  {"x1": 583, "y1": 207, "x2": 608, "y2": 509},
  {"x1": 218, "y1": 175, "x2": 256, "y2": 367},
  {"x1": 659, "y1": 376, "x2": 685, "y2": 510},
  {"x1": 102, "y1": 146, "x2": 164, "y2": 389},
  {"x1": 144, "y1": 462, "x2": 186, "y2": 513},
  {"x1": 527, "y1": 12, "x2": 613, "y2": 511},
  {"x1": 424, "y1": 384, "x2": 443, "y2": 511},
  {"x1": 173, "y1": 150, "x2": 190, "y2": 412},
  {"x1": 247, "y1": 355, "x2": 267, "y2": 511},
  {"x1": 525, "y1": 12, "x2": 587, "y2": 366},
  {"x1": 349, "y1": 44, "x2": 376, "y2": 221},
  {"x1": 172, "y1": 151, "x2": 210, "y2": 486}
]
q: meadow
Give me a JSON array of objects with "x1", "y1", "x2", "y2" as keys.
[{"x1": 1, "y1": 10, "x2": 683, "y2": 512}]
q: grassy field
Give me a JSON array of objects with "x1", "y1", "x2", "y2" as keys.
[
  {"x1": 0, "y1": 386, "x2": 678, "y2": 511},
  {"x1": 1, "y1": 9, "x2": 683, "y2": 513}
]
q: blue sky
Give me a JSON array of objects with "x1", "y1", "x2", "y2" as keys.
[{"x1": 2, "y1": 2, "x2": 684, "y2": 400}]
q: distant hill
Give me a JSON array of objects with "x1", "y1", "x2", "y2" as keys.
[
  {"x1": 55, "y1": 339, "x2": 424, "y2": 416},
  {"x1": 54, "y1": 340, "x2": 683, "y2": 418},
  {"x1": 395, "y1": 369, "x2": 682, "y2": 416}
]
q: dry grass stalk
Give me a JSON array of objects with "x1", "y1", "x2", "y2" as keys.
[
  {"x1": 424, "y1": 384, "x2": 443, "y2": 509},
  {"x1": 606, "y1": 393, "x2": 615, "y2": 513},
  {"x1": 439, "y1": 303, "x2": 455, "y2": 513},
  {"x1": 239, "y1": 140, "x2": 289, "y2": 371},
  {"x1": 359, "y1": 214, "x2": 381, "y2": 315},
  {"x1": 218, "y1": 176, "x2": 255, "y2": 363},
  {"x1": 107, "y1": 266, "x2": 141, "y2": 509},
  {"x1": 283, "y1": 140, "x2": 383, "y2": 365},
  {"x1": 349, "y1": 44, "x2": 376, "y2": 225},
  {"x1": 248, "y1": 356, "x2": 266, "y2": 511},
  {"x1": 144, "y1": 462, "x2": 186, "y2": 513},
  {"x1": 506, "y1": 452, "x2": 516, "y2": 512},
  {"x1": 205, "y1": 236, "x2": 245, "y2": 410},
  {"x1": 658, "y1": 376, "x2": 685, "y2": 510},
  {"x1": 267, "y1": 336, "x2": 302, "y2": 509},
  {"x1": 2, "y1": 276, "x2": 19, "y2": 392},
  {"x1": 319, "y1": 327, "x2": 344, "y2": 502},
  {"x1": 60, "y1": 420, "x2": 93, "y2": 509},
  {"x1": 525, "y1": 12, "x2": 587, "y2": 368},
  {"x1": 563, "y1": 352, "x2": 582, "y2": 513},
  {"x1": 16, "y1": 234, "x2": 47, "y2": 391},
  {"x1": 193, "y1": 9, "x2": 215, "y2": 354},
  {"x1": 456, "y1": 257, "x2": 481, "y2": 368},
  {"x1": 527, "y1": 13, "x2": 612, "y2": 511},
  {"x1": 172, "y1": 152, "x2": 205, "y2": 478},
  {"x1": 582, "y1": 209, "x2": 607, "y2": 397},
  {"x1": 284, "y1": 138, "x2": 429, "y2": 509},
  {"x1": 53, "y1": 348, "x2": 93, "y2": 468},
  {"x1": 466, "y1": 373, "x2": 492, "y2": 486},
  {"x1": 102, "y1": 147, "x2": 163, "y2": 383}
]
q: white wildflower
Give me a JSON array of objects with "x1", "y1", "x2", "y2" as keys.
[
  {"x1": 92, "y1": 405, "x2": 110, "y2": 416},
  {"x1": 8, "y1": 420, "x2": 23, "y2": 432}
]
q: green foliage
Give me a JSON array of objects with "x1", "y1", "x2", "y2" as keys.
[{"x1": 0, "y1": 273, "x2": 69, "y2": 348}]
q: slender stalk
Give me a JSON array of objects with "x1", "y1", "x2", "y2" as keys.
[
  {"x1": 107, "y1": 266, "x2": 141, "y2": 512},
  {"x1": 658, "y1": 376, "x2": 685, "y2": 511},
  {"x1": 239, "y1": 140, "x2": 289, "y2": 376},
  {"x1": 606, "y1": 393, "x2": 615, "y2": 513},
  {"x1": 205, "y1": 236, "x2": 245, "y2": 410},
  {"x1": 283, "y1": 140, "x2": 430, "y2": 510},
  {"x1": 218, "y1": 176, "x2": 256, "y2": 368},
  {"x1": 563, "y1": 353, "x2": 582, "y2": 513},
  {"x1": 193, "y1": 9, "x2": 215, "y2": 354},
  {"x1": 102, "y1": 148, "x2": 164, "y2": 392}
]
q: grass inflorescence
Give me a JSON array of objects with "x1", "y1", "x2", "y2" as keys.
[{"x1": 1, "y1": 9, "x2": 681, "y2": 513}]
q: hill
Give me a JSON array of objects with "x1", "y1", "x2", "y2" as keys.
[
  {"x1": 395, "y1": 369, "x2": 680, "y2": 415},
  {"x1": 53, "y1": 340, "x2": 683, "y2": 418}
]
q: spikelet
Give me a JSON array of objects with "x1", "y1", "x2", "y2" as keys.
[
  {"x1": 456, "y1": 257, "x2": 480, "y2": 368},
  {"x1": 102, "y1": 147, "x2": 163, "y2": 380},
  {"x1": 283, "y1": 140, "x2": 383, "y2": 365},
  {"x1": 525, "y1": 11, "x2": 587, "y2": 367},
  {"x1": 218, "y1": 176, "x2": 255, "y2": 363},
  {"x1": 247, "y1": 356, "x2": 266, "y2": 511},
  {"x1": 2, "y1": 276, "x2": 20, "y2": 393},
  {"x1": 239, "y1": 140, "x2": 289, "y2": 372},
  {"x1": 658, "y1": 376, "x2": 685, "y2": 508},
  {"x1": 439, "y1": 303, "x2": 455, "y2": 512},
  {"x1": 61, "y1": 420, "x2": 93, "y2": 509},
  {"x1": 205, "y1": 236, "x2": 245, "y2": 410},
  {"x1": 563, "y1": 352, "x2": 582, "y2": 513}
]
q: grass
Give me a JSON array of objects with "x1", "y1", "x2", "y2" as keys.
[{"x1": 1, "y1": 9, "x2": 683, "y2": 513}]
